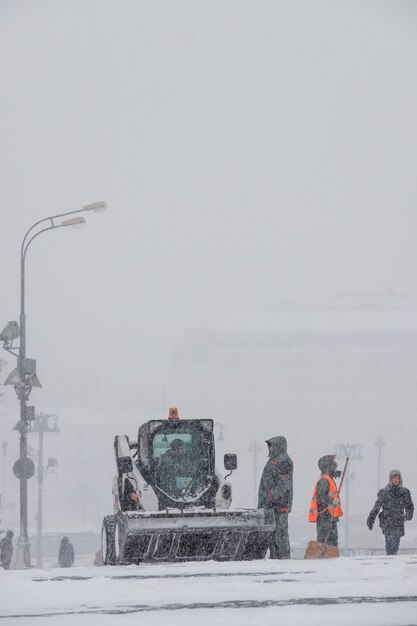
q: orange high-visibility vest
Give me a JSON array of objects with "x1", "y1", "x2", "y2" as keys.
[{"x1": 309, "y1": 474, "x2": 343, "y2": 522}]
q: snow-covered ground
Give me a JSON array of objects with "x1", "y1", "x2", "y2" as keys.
[{"x1": 1, "y1": 556, "x2": 416, "y2": 626}]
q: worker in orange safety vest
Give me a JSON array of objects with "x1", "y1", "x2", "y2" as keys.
[{"x1": 309, "y1": 455, "x2": 343, "y2": 547}]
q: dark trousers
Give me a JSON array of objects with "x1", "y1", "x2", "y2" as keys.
[
  {"x1": 270, "y1": 512, "x2": 290, "y2": 559},
  {"x1": 317, "y1": 513, "x2": 338, "y2": 547},
  {"x1": 385, "y1": 530, "x2": 402, "y2": 555}
]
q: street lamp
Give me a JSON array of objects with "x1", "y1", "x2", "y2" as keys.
[
  {"x1": 374, "y1": 435, "x2": 386, "y2": 493},
  {"x1": 248, "y1": 439, "x2": 263, "y2": 508},
  {"x1": 1, "y1": 442, "x2": 7, "y2": 513},
  {"x1": 1, "y1": 201, "x2": 106, "y2": 568},
  {"x1": 334, "y1": 442, "x2": 362, "y2": 550},
  {"x1": 214, "y1": 423, "x2": 225, "y2": 442},
  {"x1": 30, "y1": 412, "x2": 60, "y2": 568}
]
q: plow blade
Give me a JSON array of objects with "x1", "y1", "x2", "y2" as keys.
[{"x1": 114, "y1": 509, "x2": 274, "y2": 563}]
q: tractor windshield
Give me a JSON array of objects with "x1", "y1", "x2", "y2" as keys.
[{"x1": 152, "y1": 421, "x2": 214, "y2": 506}]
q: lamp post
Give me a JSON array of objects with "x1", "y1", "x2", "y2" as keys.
[
  {"x1": 248, "y1": 439, "x2": 263, "y2": 508},
  {"x1": 214, "y1": 423, "x2": 225, "y2": 442},
  {"x1": 374, "y1": 435, "x2": 386, "y2": 492},
  {"x1": 334, "y1": 442, "x2": 362, "y2": 550},
  {"x1": 1, "y1": 201, "x2": 107, "y2": 568},
  {"x1": 1, "y1": 442, "x2": 7, "y2": 512},
  {"x1": 30, "y1": 412, "x2": 60, "y2": 568}
]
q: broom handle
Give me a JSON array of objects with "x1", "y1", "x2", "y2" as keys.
[{"x1": 337, "y1": 457, "x2": 349, "y2": 497}]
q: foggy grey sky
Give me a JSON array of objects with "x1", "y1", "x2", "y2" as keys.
[{"x1": 1, "y1": 0, "x2": 417, "y2": 415}]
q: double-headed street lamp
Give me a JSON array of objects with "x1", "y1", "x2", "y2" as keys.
[
  {"x1": 249, "y1": 439, "x2": 263, "y2": 508},
  {"x1": 334, "y1": 442, "x2": 362, "y2": 550},
  {"x1": 214, "y1": 423, "x2": 225, "y2": 442},
  {"x1": 1, "y1": 201, "x2": 106, "y2": 568},
  {"x1": 374, "y1": 435, "x2": 386, "y2": 493}
]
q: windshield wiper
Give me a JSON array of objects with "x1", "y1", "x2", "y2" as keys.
[{"x1": 180, "y1": 459, "x2": 209, "y2": 498}]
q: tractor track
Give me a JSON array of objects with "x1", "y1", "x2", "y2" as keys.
[
  {"x1": 32, "y1": 569, "x2": 314, "y2": 582},
  {"x1": 2, "y1": 595, "x2": 417, "y2": 619}
]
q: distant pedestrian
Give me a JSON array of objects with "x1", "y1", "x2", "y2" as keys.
[
  {"x1": 258, "y1": 436, "x2": 293, "y2": 559},
  {"x1": 0, "y1": 530, "x2": 14, "y2": 570},
  {"x1": 58, "y1": 536, "x2": 74, "y2": 568},
  {"x1": 367, "y1": 469, "x2": 414, "y2": 555},
  {"x1": 309, "y1": 455, "x2": 343, "y2": 547}
]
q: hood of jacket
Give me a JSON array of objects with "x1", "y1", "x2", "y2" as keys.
[
  {"x1": 266, "y1": 436, "x2": 287, "y2": 459},
  {"x1": 318, "y1": 454, "x2": 337, "y2": 476},
  {"x1": 388, "y1": 469, "x2": 403, "y2": 488}
]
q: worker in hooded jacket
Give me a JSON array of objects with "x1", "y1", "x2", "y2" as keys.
[
  {"x1": 367, "y1": 469, "x2": 414, "y2": 555},
  {"x1": 309, "y1": 455, "x2": 343, "y2": 547},
  {"x1": 258, "y1": 436, "x2": 294, "y2": 559},
  {"x1": 58, "y1": 536, "x2": 74, "y2": 568},
  {"x1": 0, "y1": 531, "x2": 14, "y2": 570}
]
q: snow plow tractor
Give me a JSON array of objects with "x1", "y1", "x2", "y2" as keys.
[{"x1": 101, "y1": 411, "x2": 274, "y2": 564}]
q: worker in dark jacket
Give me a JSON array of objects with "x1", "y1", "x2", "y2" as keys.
[
  {"x1": 308, "y1": 455, "x2": 343, "y2": 547},
  {"x1": 58, "y1": 536, "x2": 74, "y2": 568},
  {"x1": 0, "y1": 530, "x2": 14, "y2": 570},
  {"x1": 367, "y1": 469, "x2": 414, "y2": 555},
  {"x1": 258, "y1": 436, "x2": 293, "y2": 559}
]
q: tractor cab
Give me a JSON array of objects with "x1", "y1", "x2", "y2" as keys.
[{"x1": 136, "y1": 416, "x2": 218, "y2": 509}]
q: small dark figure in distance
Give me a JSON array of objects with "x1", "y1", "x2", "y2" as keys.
[
  {"x1": 258, "y1": 436, "x2": 294, "y2": 559},
  {"x1": 58, "y1": 536, "x2": 75, "y2": 568},
  {"x1": 0, "y1": 530, "x2": 14, "y2": 570},
  {"x1": 367, "y1": 469, "x2": 414, "y2": 555},
  {"x1": 309, "y1": 455, "x2": 343, "y2": 547}
]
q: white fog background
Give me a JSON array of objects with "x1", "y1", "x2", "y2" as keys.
[{"x1": 1, "y1": 0, "x2": 417, "y2": 553}]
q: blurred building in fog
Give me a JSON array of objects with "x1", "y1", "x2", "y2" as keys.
[
  {"x1": 175, "y1": 296, "x2": 417, "y2": 446},
  {"x1": 172, "y1": 295, "x2": 417, "y2": 547}
]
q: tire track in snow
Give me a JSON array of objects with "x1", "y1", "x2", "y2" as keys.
[
  {"x1": 32, "y1": 570, "x2": 314, "y2": 582},
  {"x1": 2, "y1": 595, "x2": 417, "y2": 619}
]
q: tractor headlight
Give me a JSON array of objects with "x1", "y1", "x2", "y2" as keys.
[{"x1": 222, "y1": 484, "x2": 232, "y2": 500}]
